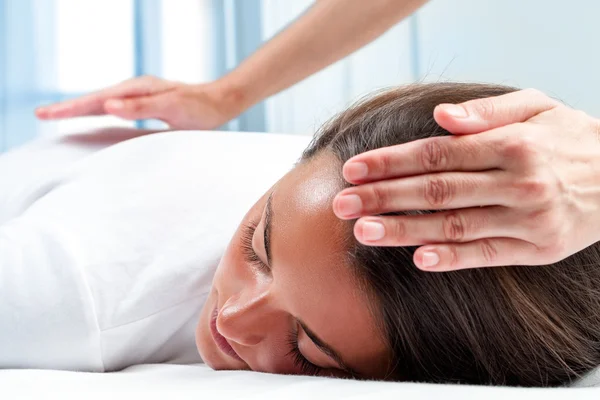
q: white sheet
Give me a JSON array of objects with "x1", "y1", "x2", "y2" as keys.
[
  {"x1": 0, "y1": 128, "x2": 313, "y2": 371},
  {"x1": 1, "y1": 128, "x2": 599, "y2": 397},
  {"x1": 1, "y1": 364, "x2": 599, "y2": 399}
]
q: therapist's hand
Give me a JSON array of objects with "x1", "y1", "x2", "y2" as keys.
[
  {"x1": 333, "y1": 89, "x2": 600, "y2": 272},
  {"x1": 35, "y1": 76, "x2": 243, "y2": 129}
]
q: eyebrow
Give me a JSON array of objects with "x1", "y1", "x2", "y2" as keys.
[
  {"x1": 262, "y1": 193, "x2": 360, "y2": 378},
  {"x1": 264, "y1": 193, "x2": 273, "y2": 266}
]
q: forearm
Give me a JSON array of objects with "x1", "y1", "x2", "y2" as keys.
[{"x1": 218, "y1": 0, "x2": 428, "y2": 113}]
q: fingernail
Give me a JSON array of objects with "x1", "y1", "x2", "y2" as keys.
[
  {"x1": 422, "y1": 251, "x2": 440, "y2": 268},
  {"x1": 335, "y1": 194, "x2": 363, "y2": 218},
  {"x1": 361, "y1": 220, "x2": 385, "y2": 241},
  {"x1": 345, "y1": 162, "x2": 369, "y2": 181},
  {"x1": 439, "y1": 104, "x2": 468, "y2": 118},
  {"x1": 105, "y1": 99, "x2": 125, "y2": 110}
]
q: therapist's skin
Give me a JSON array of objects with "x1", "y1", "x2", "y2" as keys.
[
  {"x1": 195, "y1": 153, "x2": 390, "y2": 377},
  {"x1": 35, "y1": 0, "x2": 428, "y2": 128},
  {"x1": 335, "y1": 89, "x2": 600, "y2": 272},
  {"x1": 35, "y1": 0, "x2": 600, "y2": 271}
]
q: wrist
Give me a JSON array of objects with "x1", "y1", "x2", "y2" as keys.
[{"x1": 212, "y1": 72, "x2": 262, "y2": 117}]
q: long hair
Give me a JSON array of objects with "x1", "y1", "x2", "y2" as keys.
[{"x1": 301, "y1": 82, "x2": 600, "y2": 386}]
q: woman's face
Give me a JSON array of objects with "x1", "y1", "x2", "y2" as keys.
[{"x1": 195, "y1": 153, "x2": 390, "y2": 378}]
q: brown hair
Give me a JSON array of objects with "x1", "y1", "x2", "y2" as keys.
[{"x1": 301, "y1": 82, "x2": 600, "y2": 386}]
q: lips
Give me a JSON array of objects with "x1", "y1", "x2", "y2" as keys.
[{"x1": 210, "y1": 307, "x2": 244, "y2": 362}]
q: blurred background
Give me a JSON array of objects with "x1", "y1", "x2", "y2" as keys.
[{"x1": 0, "y1": 0, "x2": 597, "y2": 152}]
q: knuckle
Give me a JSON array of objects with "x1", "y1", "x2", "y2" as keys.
[
  {"x1": 369, "y1": 185, "x2": 392, "y2": 213},
  {"x1": 480, "y1": 239, "x2": 499, "y2": 264},
  {"x1": 420, "y1": 139, "x2": 449, "y2": 172},
  {"x1": 392, "y1": 220, "x2": 407, "y2": 241},
  {"x1": 501, "y1": 134, "x2": 538, "y2": 163},
  {"x1": 513, "y1": 173, "x2": 555, "y2": 203},
  {"x1": 423, "y1": 176, "x2": 454, "y2": 207},
  {"x1": 515, "y1": 176, "x2": 546, "y2": 199},
  {"x1": 375, "y1": 152, "x2": 394, "y2": 177},
  {"x1": 442, "y1": 212, "x2": 466, "y2": 241},
  {"x1": 448, "y1": 246, "x2": 460, "y2": 269},
  {"x1": 469, "y1": 98, "x2": 496, "y2": 120}
]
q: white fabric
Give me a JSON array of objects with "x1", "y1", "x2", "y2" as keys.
[
  {"x1": 0, "y1": 128, "x2": 311, "y2": 372},
  {"x1": 1, "y1": 364, "x2": 599, "y2": 399},
  {"x1": 0, "y1": 128, "x2": 599, "y2": 393}
]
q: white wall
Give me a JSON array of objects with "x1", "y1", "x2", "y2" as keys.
[
  {"x1": 261, "y1": 0, "x2": 600, "y2": 134},
  {"x1": 416, "y1": 0, "x2": 600, "y2": 114},
  {"x1": 261, "y1": 0, "x2": 414, "y2": 134}
]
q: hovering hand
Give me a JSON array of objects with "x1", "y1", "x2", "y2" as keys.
[{"x1": 36, "y1": 76, "x2": 244, "y2": 130}]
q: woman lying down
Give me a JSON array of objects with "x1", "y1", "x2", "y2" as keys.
[{"x1": 1, "y1": 82, "x2": 599, "y2": 387}]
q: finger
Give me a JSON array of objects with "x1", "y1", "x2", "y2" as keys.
[
  {"x1": 353, "y1": 206, "x2": 516, "y2": 246},
  {"x1": 412, "y1": 238, "x2": 539, "y2": 271},
  {"x1": 434, "y1": 88, "x2": 560, "y2": 134},
  {"x1": 35, "y1": 76, "x2": 166, "y2": 119},
  {"x1": 334, "y1": 170, "x2": 511, "y2": 219},
  {"x1": 35, "y1": 94, "x2": 109, "y2": 119},
  {"x1": 342, "y1": 125, "x2": 520, "y2": 184},
  {"x1": 104, "y1": 92, "x2": 174, "y2": 121}
]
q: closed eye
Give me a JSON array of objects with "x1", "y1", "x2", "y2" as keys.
[
  {"x1": 240, "y1": 220, "x2": 270, "y2": 273},
  {"x1": 240, "y1": 193, "x2": 359, "y2": 378}
]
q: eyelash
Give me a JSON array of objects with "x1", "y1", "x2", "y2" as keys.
[
  {"x1": 286, "y1": 328, "x2": 324, "y2": 376},
  {"x1": 240, "y1": 220, "x2": 323, "y2": 376},
  {"x1": 240, "y1": 219, "x2": 270, "y2": 273}
]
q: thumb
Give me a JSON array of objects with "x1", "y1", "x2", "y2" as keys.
[
  {"x1": 104, "y1": 93, "x2": 173, "y2": 121},
  {"x1": 434, "y1": 88, "x2": 560, "y2": 134}
]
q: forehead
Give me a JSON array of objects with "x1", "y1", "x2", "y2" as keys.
[{"x1": 271, "y1": 153, "x2": 389, "y2": 376}]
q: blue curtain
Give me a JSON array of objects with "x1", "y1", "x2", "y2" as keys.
[
  {"x1": 1, "y1": 0, "x2": 45, "y2": 151},
  {"x1": 217, "y1": 0, "x2": 266, "y2": 132},
  {"x1": 0, "y1": 0, "x2": 266, "y2": 152},
  {"x1": 132, "y1": 0, "x2": 163, "y2": 129}
]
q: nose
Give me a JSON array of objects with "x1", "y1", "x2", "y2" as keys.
[{"x1": 217, "y1": 286, "x2": 282, "y2": 347}]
